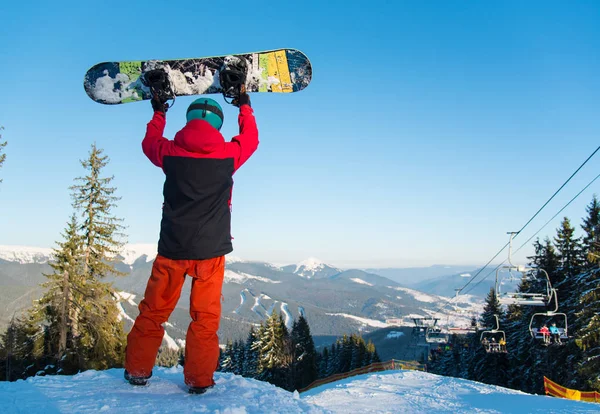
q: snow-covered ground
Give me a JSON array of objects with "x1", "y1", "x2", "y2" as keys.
[
  {"x1": 303, "y1": 370, "x2": 597, "y2": 413},
  {"x1": 0, "y1": 368, "x2": 596, "y2": 413}
]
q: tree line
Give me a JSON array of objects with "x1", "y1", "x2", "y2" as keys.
[
  {"x1": 0, "y1": 144, "x2": 127, "y2": 380},
  {"x1": 429, "y1": 196, "x2": 600, "y2": 394},
  {"x1": 215, "y1": 310, "x2": 380, "y2": 391}
]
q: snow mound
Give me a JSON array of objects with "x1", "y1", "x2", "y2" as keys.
[
  {"x1": 0, "y1": 368, "x2": 324, "y2": 413},
  {"x1": 303, "y1": 370, "x2": 596, "y2": 413}
]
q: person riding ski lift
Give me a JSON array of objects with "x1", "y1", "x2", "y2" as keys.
[
  {"x1": 499, "y1": 337, "x2": 506, "y2": 352},
  {"x1": 124, "y1": 77, "x2": 258, "y2": 395},
  {"x1": 549, "y1": 323, "x2": 561, "y2": 344},
  {"x1": 539, "y1": 324, "x2": 551, "y2": 345}
]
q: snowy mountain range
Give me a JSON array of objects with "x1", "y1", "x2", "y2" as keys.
[{"x1": 0, "y1": 244, "x2": 484, "y2": 352}]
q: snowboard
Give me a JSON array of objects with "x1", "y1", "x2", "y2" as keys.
[{"x1": 83, "y1": 49, "x2": 312, "y2": 105}]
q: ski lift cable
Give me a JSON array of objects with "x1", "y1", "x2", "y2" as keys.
[
  {"x1": 514, "y1": 145, "x2": 600, "y2": 235},
  {"x1": 460, "y1": 169, "x2": 600, "y2": 298},
  {"x1": 432, "y1": 145, "x2": 600, "y2": 314}
]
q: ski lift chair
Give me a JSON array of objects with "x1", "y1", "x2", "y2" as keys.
[
  {"x1": 529, "y1": 289, "x2": 569, "y2": 346},
  {"x1": 496, "y1": 267, "x2": 553, "y2": 307},
  {"x1": 425, "y1": 326, "x2": 449, "y2": 344},
  {"x1": 480, "y1": 315, "x2": 507, "y2": 354}
]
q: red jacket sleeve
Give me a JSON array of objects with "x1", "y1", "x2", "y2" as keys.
[
  {"x1": 142, "y1": 111, "x2": 171, "y2": 169},
  {"x1": 230, "y1": 105, "x2": 259, "y2": 171}
]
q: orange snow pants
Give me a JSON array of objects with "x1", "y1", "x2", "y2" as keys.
[{"x1": 125, "y1": 254, "x2": 225, "y2": 388}]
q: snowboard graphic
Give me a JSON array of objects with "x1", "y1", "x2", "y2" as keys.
[{"x1": 84, "y1": 49, "x2": 312, "y2": 105}]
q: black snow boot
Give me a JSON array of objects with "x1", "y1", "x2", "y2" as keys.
[
  {"x1": 124, "y1": 370, "x2": 152, "y2": 386},
  {"x1": 188, "y1": 384, "x2": 214, "y2": 395}
]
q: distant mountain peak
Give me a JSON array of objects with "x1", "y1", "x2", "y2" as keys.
[
  {"x1": 289, "y1": 257, "x2": 340, "y2": 279},
  {"x1": 0, "y1": 245, "x2": 54, "y2": 264},
  {"x1": 295, "y1": 257, "x2": 327, "y2": 272}
]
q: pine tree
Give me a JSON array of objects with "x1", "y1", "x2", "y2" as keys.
[
  {"x1": 318, "y1": 346, "x2": 329, "y2": 378},
  {"x1": 366, "y1": 340, "x2": 380, "y2": 364},
  {"x1": 220, "y1": 339, "x2": 234, "y2": 372},
  {"x1": 326, "y1": 342, "x2": 339, "y2": 376},
  {"x1": 290, "y1": 315, "x2": 317, "y2": 390},
  {"x1": 243, "y1": 327, "x2": 259, "y2": 377},
  {"x1": 554, "y1": 218, "x2": 584, "y2": 301},
  {"x1": 350, "y1": 335, "x2": 367, "y2": 370},
  {"x1": 0, "y1": 125, "x2": 6, "y2": 184},
  {"x1": 38, "y1": 214, "x2": 83, "y2": 369},
  {"x1": 70, "y1": 143, "x2": 126, "y2": 280},
  {"x1": 575, "y1": 197, "x2": 600, "y2": 390},
  {"x1": 65, "y1": 144, "x2": 127, "y2": 371},
  {"x1": 257, "y1": 310, "x2": 293, "y2": 389},
  {"x1": 576, "y1": 275, "x2": 600, "y2": 391},
  {"x1": 472, "y1": 288, "x2": 509, "y2": 387},
  {"x1": 338, "y1": 335, "x2": 353, "y2": 373},
  {"x1": 156, "y1": 347, "x2": 181, "y2": 367},
  {"x1": 581, "y1": 195, "x2": 600, "y2": 266}
]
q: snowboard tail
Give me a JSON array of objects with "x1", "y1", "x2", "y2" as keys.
[{"x1": 84, "y1": 49, "x2": 312, "y2": 105}]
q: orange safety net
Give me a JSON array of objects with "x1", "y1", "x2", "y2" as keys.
[{"x1": 544, "y1": 376, "x2": 600, "y2": 403}]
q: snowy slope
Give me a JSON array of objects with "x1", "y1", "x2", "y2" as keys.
[
  {"x1": 0, "y1": 368, "x2": 596, "y2": 413},
  {"x1": 303, "y1": 370, "x2": 597, "y2": 414}
]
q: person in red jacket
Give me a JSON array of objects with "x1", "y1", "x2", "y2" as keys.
[
  {"x1": 124, "y1": 91, "x2": 258, "y2": 394},
  {"x1": 539, "y1": 324, "x2": 550, "y2": 345}
]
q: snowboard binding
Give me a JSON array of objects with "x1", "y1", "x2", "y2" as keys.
[
  {"x1": 142, "y1": 69, "x2": 176, "y2": 108},
  {"x1": 219, "y1": 57, "x2": 248, "y2": 104}
]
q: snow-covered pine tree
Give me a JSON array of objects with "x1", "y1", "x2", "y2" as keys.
[
  {"x1": 575, "y1": 269, "x2": 600, "y2": 391},
  {"x1": 326, "y1": 342, "x2": 339, "y2": 377},
  {"x1": 290, "y1": 315, "x2": 317, "y2": 390},
  {"x1": 575, "y1": 196, "x2": 600, "y2": 391},
  {"x1": 553, "y1": 217, "x2": 585, "y2": 320},
  {"x1": 232, "y1": 340, "x2": 245, "y2": 376},
  {"x1": 220, "y1": 340, "x2": 234, "y2": 372},
  {"x1": 243, "y1": 327, "x2": 259, "y2": 377},
  {"x1": 581, "y1": 195, "x2": 600, "y2": 265},
  {"x1": 257, "y1": 310, "x2": 293, "y2": 389},
  {"x1": 318, "y1": 346, "x2": 329, "y2": 378}
]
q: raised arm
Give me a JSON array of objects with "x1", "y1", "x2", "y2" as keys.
[
  {"x1": 230, "y1": 103, "x2": 259, "y2": 171},
  {"x1": 142, "y1": 111, "x2": 171, "y2": 169}
]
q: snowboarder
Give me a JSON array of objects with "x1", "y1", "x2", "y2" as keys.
[
  {"x1": 549, "y1": 323, "x2": 561, "y2": 344},
  {"x1": 124, "y1": 87, "x2": 258, "y2": 394}
]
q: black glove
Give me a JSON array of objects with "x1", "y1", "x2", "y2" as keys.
[
  {"x1": 151, "y1": 94, "x2": 169, "y2": 113},
  {"x1": 232, "y1": 92, "x2": 251, "y2": 108}
]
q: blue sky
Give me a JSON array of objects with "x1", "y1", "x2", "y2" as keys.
[{"x1": 0, "y1": 1, "x2": 599, "y2": 268}]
